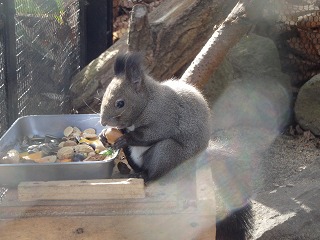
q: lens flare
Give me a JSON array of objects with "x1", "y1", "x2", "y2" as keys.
[{"x1": 206, "y1": 76, "x2": 291, "y2": 222}]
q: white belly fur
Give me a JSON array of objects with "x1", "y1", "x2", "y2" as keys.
[
  {"x1": 129, "y1": 146, "x2": 149, "y2": 167},
  {"x1": 126, "y1": 125, "x2": 149, "y2": 167}
]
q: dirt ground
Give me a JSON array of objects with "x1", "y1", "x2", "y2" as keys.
[{"x1": 251, "y1": 130, "x2": 320, "y2": 239}]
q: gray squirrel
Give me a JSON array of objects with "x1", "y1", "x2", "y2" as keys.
[
  {"x1": 100, "y1": 52, "x2": 211, "y2": 181},
  {"x1": 99, "y1": 52, "x2": 253, "y2": 239}
]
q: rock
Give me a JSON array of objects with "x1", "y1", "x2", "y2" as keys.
[
  {"x1": 228, "y1": 34, "x2": 283, "y2": 77},
  {"x1": 205, "y1": 34, "x2": 292, "y2": 132},
  {"x1": 211, "y1": 75, "x2": 291, "y2": 133},
  {"x1": 202, "y1": 59, "x2": 234, "y2": 104},
  {"x1": 294, "y1": 74, "x2": 320, "y2": 136}
]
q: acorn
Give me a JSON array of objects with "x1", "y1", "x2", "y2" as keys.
[{"x1": 104, "y1": 128, "x2": 123, "y2": 145}]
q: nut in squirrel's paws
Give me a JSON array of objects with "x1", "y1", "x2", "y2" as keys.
[{"x1": 99, "y1": 128, "x2": 123, "y2": 147}]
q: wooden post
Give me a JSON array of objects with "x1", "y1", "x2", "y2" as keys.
[
  {"x1": 128, "y1": 4, "x2": 152, "y2": 53},
  {"x1": 128, "y1": 4, "x2": 154, "y2": 65}
]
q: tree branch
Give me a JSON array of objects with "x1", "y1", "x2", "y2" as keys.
[{"x1": 181, "y1": 0, "x2": 255, "y2": 89}]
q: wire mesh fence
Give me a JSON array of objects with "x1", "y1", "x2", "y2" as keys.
[
  {"x1": 0, "y1": 0, "x2": 82, "y2": 137},
  {"x1": 0, "y1": 17, "x2": 7, "y2": 137},
  {"x1": 0, "y1": 0, "x2": 113, "y2": 138},
  {"x1": 259, "y1": 0, "x2": 320, "y2": 87},
  {"x1": 15, "y1": 0, "x2": 81, "y2": 116}
]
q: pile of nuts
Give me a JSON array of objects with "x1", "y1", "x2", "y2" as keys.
[{"x1": 0, "y1": 127, "x2": 117, "y2": 164}]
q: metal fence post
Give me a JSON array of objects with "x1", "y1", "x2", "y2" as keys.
[
  {"x1": 3, "y1": 0, "x2": 18, "y2": 125},
  {"x1": 84, "y1": 0, "x2": 113, "y2": 65}
]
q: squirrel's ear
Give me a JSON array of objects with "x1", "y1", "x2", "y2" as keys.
[
  {"x1": 125, "y1": 52, "x2": 144, "y2": 92},
  {"x1": 114, "y1": 54, "x2": 126, "y2": 76}
]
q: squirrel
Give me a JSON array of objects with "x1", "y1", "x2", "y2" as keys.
[
  {"x1": 100, "y1": 52, "x2": 211, "y2": 181},
  {"x1": 99, "y1": 52, "x2": 253, "y2": 239}
]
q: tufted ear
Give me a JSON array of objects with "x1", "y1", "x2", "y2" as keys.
[
  {"x1": 114, "y1": 54, "x2": 126, "y2": 76},
  {"x1": 125, "y1": 52, "x2": 145, "y2": 92},
  {"x1": 114, "y1": 52, "x2": 145, "y2": 92}
]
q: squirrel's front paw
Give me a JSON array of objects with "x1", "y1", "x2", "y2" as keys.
[
  {"x1": 113, "y1": 135, "x2": 128, "y2": 149},
  {"x1": 98, "y1": 129, "x2": 109, "y2": 146}
]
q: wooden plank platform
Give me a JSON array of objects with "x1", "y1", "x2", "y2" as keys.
[
  {"x1": 18, "y1": 178, "x2": 145, "y2": 201},
  {"x1": 0, "y1": 215, "x2": 215, "y2": 240},
  {"x1": 0, "y1": 164, "x2": 216, "y2": 240}
]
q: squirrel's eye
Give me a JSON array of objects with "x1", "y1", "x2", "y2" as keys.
[{"x1": 115, "y1": 99, "x2": 125, "y2": 108}]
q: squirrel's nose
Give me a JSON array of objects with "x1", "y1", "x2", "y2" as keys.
[
  {"x1": 100, "y1": 120, "x2": 106, "y2": 126},
  {"x1": 100, "y1": 116, "x2": 117, "y2": 127},
  {"x1": 100, "y1": 117, "x2": 108, "y2": 126}
]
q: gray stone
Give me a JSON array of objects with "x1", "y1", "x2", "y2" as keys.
[
  {"x1": 205, "y1": 34, "x2": 292, "y2": 133},
  {"x1": 210, "y1": 76, "x2": 291, "y2": 133},
  {"x1": 227, "y1": 34, "x2": 283, "y2": 78},
  {"x1": 294, "y1": 74, "x2": 320, "y2": 136},
  {"x1": 202, "y1": 59, "x2": 234, "y2": 104}
]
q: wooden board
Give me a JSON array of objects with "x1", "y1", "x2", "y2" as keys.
[
  {"x1": 0, "y1": 215, "x2": 215, "y2": 240},
  {"x1": 1, "y1": 162, "x2": 216, "y2": 239},
  {"x1": 196, "y1": 166, "x2": 216, "y2": 215},
  {"x1": 18, "y1": 178, "x2": 145, "y2": 201}
]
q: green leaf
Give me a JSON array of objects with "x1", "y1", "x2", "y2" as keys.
[{"x1": 99, "y1": 148, "x2": 114, "y2": 156}]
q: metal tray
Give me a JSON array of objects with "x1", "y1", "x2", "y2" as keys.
[{"x1": 0, "y1": 114, "x2": 115, "y2": 187}]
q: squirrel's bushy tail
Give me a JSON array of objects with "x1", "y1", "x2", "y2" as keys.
[{"x1": 216, "y1": 203, "x2": 253, "y2": 240}]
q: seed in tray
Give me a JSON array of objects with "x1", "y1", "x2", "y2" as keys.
[
  {"x1": 82, "y1": 132, "x2": 98, "y2": 139},
  {"x1": 0, "y1": 149, "x2": 20, "y2": 164},
  {"x1": 77, "y1": 137, "x2": 106, "y2": 153},
  {"x1": 45, "y1": 138, "x2": 60, "y2": 146},
  {"x1": 72, "y1": 153, "x2": 86, "y2": 162},
  {"x1": 27, "y1": 145, "x2": 40, "y2": 153},
  {"x1": 40, "y1": 143, "x2": 59, "y2": 155},
  {"x1": 63, "y1": 126, "x2": 74, "y2": 137},
  {"x1": 30, "y1": 136, "x2": 45, "y2": 143},
  {"x1": 83, "y1": 128, "x2": 96, "y2": 134},
  {"x1": 21, "y1": 151, "x2": 42, "y2": 161},
  {"x1": 61, "y1": 140, "x2": 78, "y2": 147},
  {"x1": 45, "y1": 134, "x2": 59, "y2": 139},
  {"x1": 37, "y1": 155, "x2": 57, "y2": 163}
]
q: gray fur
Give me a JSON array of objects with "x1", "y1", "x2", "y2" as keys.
[{"x1": 100, "y1": 52, "x2": 211, "y2": 181}]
